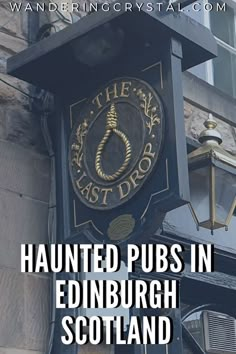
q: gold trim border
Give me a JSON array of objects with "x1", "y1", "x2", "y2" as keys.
[
  {"x1": 141, "y1": 158, "x2": 170, "y2": 220},
  {"x1": 141, "y1": 61, "x2": 163, "y2": 90},
  {"x1": 73, "y1": 200, "x2": 104, "y2": 235},
  {"x1": 70, "y1": 98, "x2": 87, "y2": 129}
]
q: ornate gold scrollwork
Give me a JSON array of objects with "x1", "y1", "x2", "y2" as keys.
[
  {"x1": 72, "y1": 119, "x2": 88, "y2": 169},
  {"x1": 95, "y1": 104, "x2": 132, "y2": 182},
  {"x1": 135, "y1": 89, "x2": 160, "y2": 134}
]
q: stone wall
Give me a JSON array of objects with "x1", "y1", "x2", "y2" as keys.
[
  {"x1": 184, "y1": 101, "x2": 236, "y2": 154},
  {"x1": 0, "y1": 3, "x2": 50, "y2": 354}
]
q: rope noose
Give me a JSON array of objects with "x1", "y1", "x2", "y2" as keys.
[{"x1": 95, "y1": 103, "x2": 132, "y2": 182}]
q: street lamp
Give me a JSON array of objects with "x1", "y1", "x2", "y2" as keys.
[{"x1": 188, "y1": 115, "x2": 236, "y2": 234}]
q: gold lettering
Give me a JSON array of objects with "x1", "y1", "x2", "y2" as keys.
[
  {"x1": 139, "y1": 157, "x2": 152, "y2": 174},
  {"x1": 81, "y1": 182, "x2": 92, "y2": 200},
  {"x1": 129, "y1": 169, "x2": 145, "y2": 189},
  {"x1": 92, "y1": 92, "x2": 103, "y2": 109},
  {"x1": 105, "y1": 83, "x2": 118, "y2": 102},
  {"x1": 120, "y1": 81, "x2": 132, "y2": 98},
  {"x1": 101, "y1": 188, "x2": 112, "y2": 205},
  {"x1": 118, "y1": 181, "x2": 131, "y2": 200},
  {"x1": 76, "y1": 172, "x2": 87, "y2": 189},
  {"x1": 89, "y1": 186, "x2": 100, "y2": 204},
  {"x1": 143, "y1": 143, "x2": 155, "y2": 158}
]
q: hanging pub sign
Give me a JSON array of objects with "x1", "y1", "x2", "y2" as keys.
[
  {"x1": 7, "y1": 6, "x2": 217, "y2": 247},
  {"x1": 69, "y1": 78, "x2": 164, "y2": 210},
  {"x1": 68, "y1": 76, "x2": 165, "y2": 243}
]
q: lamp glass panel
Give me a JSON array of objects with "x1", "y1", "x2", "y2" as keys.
[
  {"x1": 215, "y1": 167, "x2": 236, "y2": 225},
  {"x1": 189, "y1": 167, "x2": 210, "y2": 223}
]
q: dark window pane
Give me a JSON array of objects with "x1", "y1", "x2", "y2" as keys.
[
  {"x1": 210, "y1": 1, "x2": 235, "y2": 47},
  {"x1": 184, "y1": 313, "x2": 204, "y2": 351},
  {"x1": 213, "y1": 45, "x2": 236, "y2": 97}
]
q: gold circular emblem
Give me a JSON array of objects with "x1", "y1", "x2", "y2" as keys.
[{"x1": 69, "y1": 77, "x2": 164, "y2": 210}]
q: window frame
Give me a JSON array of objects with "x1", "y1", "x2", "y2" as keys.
[{"x1": 203, "y1": 0, "x2": 236, "y2": 95}]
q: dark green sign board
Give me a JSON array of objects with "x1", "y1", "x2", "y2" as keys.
[
  {"x1": 68, "y1": 75, "x2": 166, "y2": 243},
  {"x1": 7, "y1": 7, "x2": 217, "y2": 250},
  {"x1": 61, "y1": 47, "x2": 187, "y2": 247}
]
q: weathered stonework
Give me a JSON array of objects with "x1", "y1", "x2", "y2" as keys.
[
  {"x1": 0, "y1": 2, "x2": 47, "y2": 154},
  {"x1": 0, "y1": 4, "x2": 50, "y2": 354},
  {"x1": 184, "y1": 101, "x2": 236, "y2": 154},
  {"x1": 0, "y1": 2, "x2": 28, "y2": 73}
]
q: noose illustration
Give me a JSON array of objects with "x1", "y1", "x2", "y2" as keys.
[{"x1": 95, "y1": 103, "x2": 132, "y2": 182}]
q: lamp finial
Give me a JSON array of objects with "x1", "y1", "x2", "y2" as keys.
[{"x1": 199, "y1": 114, "x2": 222, "y2": 145}]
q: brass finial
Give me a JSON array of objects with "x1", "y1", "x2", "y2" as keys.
[
  {"x1": 199, "y1": 114, "x2": 222, "y2": 145},
  {"x1": 203, "y1": 115, "x2": 217, "y2": 129},
  {"x1": 106, "y1": 103, "x2": 118, "y2": 129}
]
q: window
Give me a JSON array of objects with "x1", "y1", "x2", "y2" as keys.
[
  {"x1": 186, "y1": 0, "x2": 236, "y2": 98},
  {"x1": 209, "y1": 1, "x2": 236, "y2": 97}
]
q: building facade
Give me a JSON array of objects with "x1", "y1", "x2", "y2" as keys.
[{"x1": 0, "y1": 1, "x2": 236, "y2": 354}]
